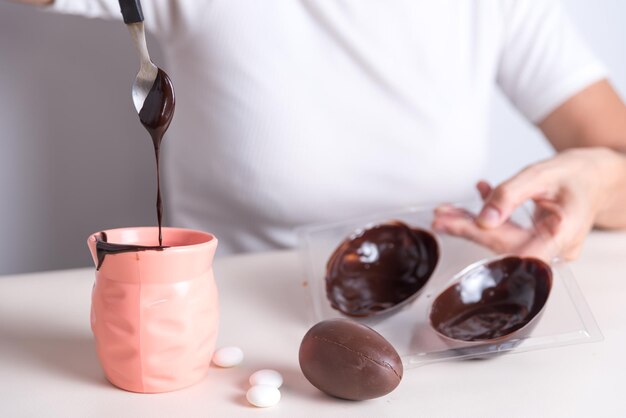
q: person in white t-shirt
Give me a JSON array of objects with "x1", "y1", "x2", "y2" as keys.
[{"x1": 16, "y1": 0, "x2": 626, "y2": 259}]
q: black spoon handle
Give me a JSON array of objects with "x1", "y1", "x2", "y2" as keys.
[{"x1": 118, "y1": 0, "x2": 144, "y2": 24}]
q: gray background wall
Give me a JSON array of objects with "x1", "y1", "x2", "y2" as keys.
[{"x1": 0, "y1": 0, "x2": 624, "y2": 275}]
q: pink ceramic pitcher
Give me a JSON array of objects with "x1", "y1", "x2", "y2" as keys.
[{"x1": 87, "y1": 227, "x2": 219, "y2": 393}]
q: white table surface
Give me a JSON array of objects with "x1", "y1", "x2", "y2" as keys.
[{"x1": 1, "y1": 231, "x2": 625, "y2": 418}]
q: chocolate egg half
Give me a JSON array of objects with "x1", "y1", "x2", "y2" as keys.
[
  {"x1": 299, "y1": 319, "x2": 403, "y2": 401},
  {"x1": 430, "y1": 256, "x2": 553, "y2": 342},
  {"x1": 326, "y1": 221, "x2": 439, "y2": 317}
]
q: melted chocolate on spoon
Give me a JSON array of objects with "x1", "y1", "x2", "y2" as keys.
[
  {"x1": 138, "y1": 68, "x2": 175, "y2": 246},
  {"x1": 94, "y1": 69, "x2": 175, "y2": 270},
  {"x1": 94, "y1": 232, "x2": 168, "y2": 271}
]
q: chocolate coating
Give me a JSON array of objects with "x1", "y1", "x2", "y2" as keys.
[
  {"x1": 94, "y1": 231, "x2": 166, "y2": 270},
  {"x1": 430, "y1": 256, "x2": 552, "y2": 342},
  {"x1": 326, "y1": 221, "x2": 439, "y2": 317},
  {"x1": 138, "y1": 68, "x2": 175, "y2": 247},
  {"x1": 299, "y1": 319, "x2": 403, "y2": 401},
  {"x1": 92, "y1": 70, "x2": 174, "y2": 267}
]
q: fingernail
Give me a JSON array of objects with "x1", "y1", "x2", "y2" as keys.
[
  {"x1": 434, "y1": 204, "x2": 455, "y2": 213},
  {"x1": 478, "y1": 206, "x2": 500, "y2": 227}
]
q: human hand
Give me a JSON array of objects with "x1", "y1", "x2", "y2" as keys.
[{"x1": 432, "y1": 148, "x2": 626, "y2": 260}]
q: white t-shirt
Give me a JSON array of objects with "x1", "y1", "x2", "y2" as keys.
[{"x1": 50, "y1": 0, "x2": 606, "y2": 254}]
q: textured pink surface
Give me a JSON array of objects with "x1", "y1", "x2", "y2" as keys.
[{"x1": 87, "y1": 227, "x2": 219, "y2": 393}]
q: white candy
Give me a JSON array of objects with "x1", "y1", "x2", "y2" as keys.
[
  {"x1": 246, "y1": 385, "x2": 281, "y2": 408},
  {"x1": 249, "y1": 369, "x2": 283, "y2": 388},
  {"x1": 212, "y1": 346, "x2": 244, "y2": 368}
]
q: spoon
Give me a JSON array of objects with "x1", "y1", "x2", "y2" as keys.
[
  {"x1": 117, "y1": 0, "x2": 176, "y2": 247},
  {"x1": 118, "y1": 0, "x2": 159, "y2": 113}
]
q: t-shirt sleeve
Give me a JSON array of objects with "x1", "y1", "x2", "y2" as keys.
[
  {"x1": 496, "y1": 0, "x2": 608, "y2": 123},
  {"x1": 46, "y1": 0, "x2": 207, "y2": 40}
]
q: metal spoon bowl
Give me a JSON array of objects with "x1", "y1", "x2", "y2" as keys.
[
  {"x1": 126, "y1": 22, "x2": 158, "y2": 113},
  {"x1": 118, "y1": 0, "x2": 164, "y2": 114}
]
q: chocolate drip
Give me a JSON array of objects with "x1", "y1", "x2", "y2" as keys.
[
  {"x1": 138, "y1": 68, "x2": 175, "y2": 246},
  {"x1": 94, "y1": 231, "x2": 167, "y2": 271}
]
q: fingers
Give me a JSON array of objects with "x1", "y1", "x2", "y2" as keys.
[
  {"x1": 476, "y1": 181, "x2": 492, "y2": 200},
  {"x1": 533, "y1": 201, "x2": 564, "y2": 237},
  {"x1": 516, "y1": 236, "x2": 554, "y2": 262},
  {"x1": 436, "y1": 161, "x2": 591, "y2": 260},
  {"x1": 518, "y1": 232, "x2": 582, "y2": 262},
  {"x1": 433, "y1": 205, "x2": 532, "y2": 254},
  {"x1": 434, "y1": 168, "x2": 575, "y2": 259},
  {"x1": 476, "y1": 167, "x2": 555, "y2": 229},
  {"x1": 433, "y1": 207, "x2": 566, "y2": 260}
]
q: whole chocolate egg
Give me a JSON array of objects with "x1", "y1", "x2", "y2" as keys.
[
  {"x1": 298, "y1": 319, "x2": 403, "y2": 401},
  {"x1": 326, "y1": 221, "x2": 439, "y2": 317}
]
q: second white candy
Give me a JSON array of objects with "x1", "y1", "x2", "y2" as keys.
[{"x1": 249, "y1": 369, "x2": 283, "y2": 388}]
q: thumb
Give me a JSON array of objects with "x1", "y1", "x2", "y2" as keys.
[{"x1": 477, "y1": 168, "x2": 551, "y2": 228}]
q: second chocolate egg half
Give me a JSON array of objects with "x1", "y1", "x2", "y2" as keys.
[
  {"x1": 325, "y1": 220, "x2": 440, "y2": 317},
  {"x1": 429, "y1": 256, "x2": 553, "y2": 344}
]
